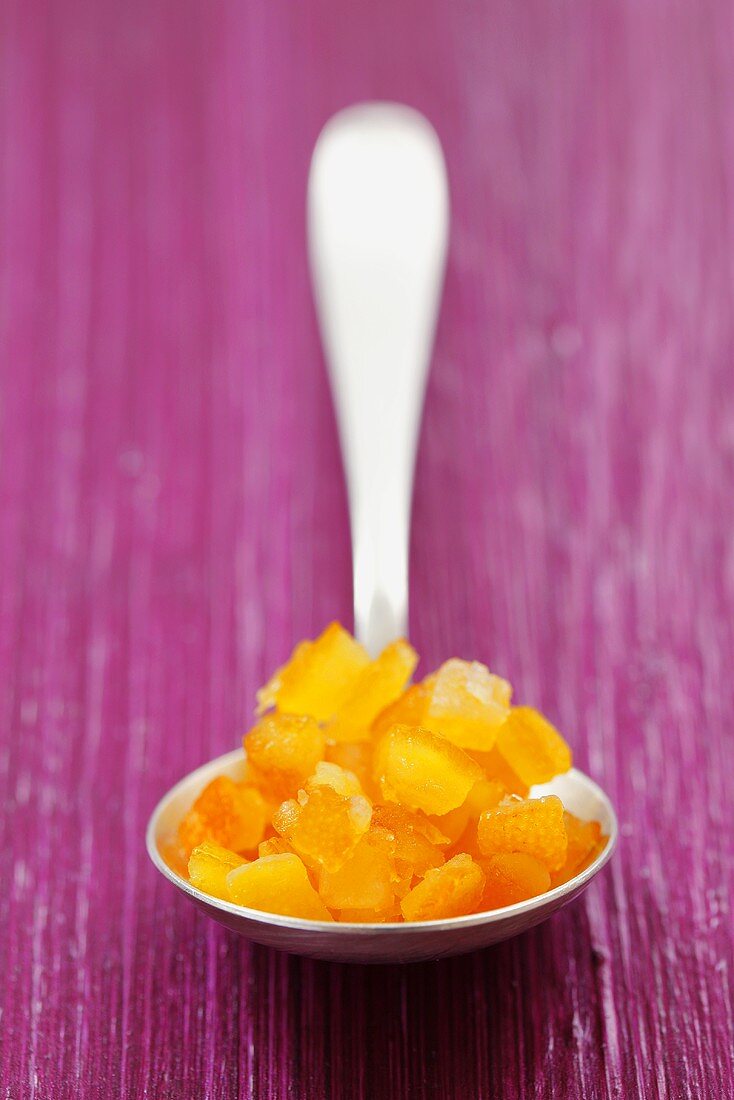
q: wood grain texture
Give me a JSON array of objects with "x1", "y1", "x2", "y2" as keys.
[{"x1": 1, "y1": 0, "x2": 733, "y2": 1096}]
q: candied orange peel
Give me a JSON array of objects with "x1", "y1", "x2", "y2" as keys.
[{"x1": 171, "y1": 623, "x2": 607, "y2": 922}]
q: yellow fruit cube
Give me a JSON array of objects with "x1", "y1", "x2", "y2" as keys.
[
  {"x1": 495, "y1": 706, "x2": 572, "y2": 785},
  {"x1": 188, "y1": 842, "x2": 247, "y2": 900},
  {"x1": 480, "y1": 852, "x2": 551, "y2": 909},
  {"x1": 372, "y1": 681, "x2": 431, "y2": 736},
  {"x1": 256, "y1": 622, "x2": 370, "y2": 720},
  {"x1": 244, "y1": 713, "x2": 326, "y2": 797},
  {"x1": 226, "y1": 854, "x2": 333, "y2": 920},
  {"x1": 327, "y1": 639, "x2": 418, "y2": 742},
  {"x1": 306, "y1": 761, "x2": 363, "y2": 797},
  {"x1": 374, "y1": 725, "x2": 483, "y2": 815},
  {"x1": 318, "y1": 830, "x2": 396, "y2": 911},
  {"x1": 472, "y1": 746, "x2": 530, "y2": 797},
  {"x1": 423, "y1": 659, "x2": 512, "y2": 751},
  {"x1": 401, "y1": 854, "x2": 485, "y2": 921}
]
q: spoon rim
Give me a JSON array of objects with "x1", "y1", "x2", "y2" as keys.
[{"x1": 146, "y1": 747, "x2": 618, "y2": 935}]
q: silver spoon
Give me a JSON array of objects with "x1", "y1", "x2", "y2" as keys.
[{"x1": 146, "y1": 103, "x2": 617, "y2": 963}]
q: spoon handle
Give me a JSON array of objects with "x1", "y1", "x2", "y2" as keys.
[{"x1": 307, "y1": 103, "x2": 449, "y2": 656}]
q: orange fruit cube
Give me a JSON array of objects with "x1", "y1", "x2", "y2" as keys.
[
  {"x1": 472, "y1": 746, "x2": 530, "y2": 797},
  {"x1": 477, "y1": 795, "x2": 568, "y2": 872},
  {"x1": 272, "y1": 785, "x2": 372, "y2": 873},
  {"x1": 401, "y1": 854, "x2": 486, "y2": 921},
  {"x1": 550, "y1": 813, "x2": 603, "y2": 886},
  {"x1": 318, "y1": 829, "x2": 396, "y2": 911},
  {"x1": 423, "y1": 659, "x2": 512, "y2": 751},
  {"x1": 244, "y1": 712, "x2": 326, "y2": 797},
  {"x1": 480, "y1": 852, "x2": 551, "y2": 909},
  {"x1": 226, "y1": 854, "x2": 333, "y2": 921},
  {"x1": 374, "y1": 725, "x2": 483, "y2": 815},
  {"x1": 327, "y1": 639, "x2": 418, "y2": 742},
  {"x1": 256, "y1": 622, "x2": 370, "y2": 720},
  {"x1": 495, "y1": 707, "x2": 572, "y2": 785},
  {"x1": 371, "y1": 803, "x2": 449, "y2": 877},
  {"x1": 372, "y1": 681, "x2": 431, "y2": 736},
  {"x1": 178, "y1": 776, "x2": 269, "y2": 857},
  {"x1": 188, "y1": 841, "x2": 247, "y2": 900}
]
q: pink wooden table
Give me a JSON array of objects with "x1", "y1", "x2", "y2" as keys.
[{"x1": 2, "y1": 1, "x2": 733, "y2": 1096}]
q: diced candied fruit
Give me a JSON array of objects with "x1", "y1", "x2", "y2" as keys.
[
  {"x1": 326, "y1": 740, "x2": 380, "y2": 800},
  {"x1": 550, "y1": 813, "x2": 603, "y2": 886},
  {"x1": 434, "y1": 778, "x2": 507, "y2": 844},
  {"x1": 226, "y1": 854, "x2": 333, "y2": 920},
  {"x1": 273, "y1": 785, "x2": 372, "y2": 873},
  {"x1": 495, "y1": 706, "x2": 572, "y2": 786},
  {"x1": 480, "y1": 852, "x2": 551, "y2": 909},
  {"x1": 306, "y1": 761, "x2": 363, "y2": 797},
  {"x1": 319, "y1": 829, "x2": 396, "y2": 911},
  {"x1": 371, "y1": 803, "x2": 448, "y2": 877},
  {"x1": 244, "y1": 713, "x2": 325, "y2": 797},
  {"x1": 178, "y1": 777, "x2": 269, "y2": 857},
  {"x1": 423, "y1": 660, "x2": 512, "y2": 751},
  {"x1": 471, "y1": 746, "x2": 530, "y2": 797},
  {"x1": 328, "y1": 639, "x2": 418, "y2": 742},
  {"x1": 372, "y1": 681, "x2": 431, "y2": 736},
  {"x1": 401, "y1": 854, "x2": 486, "y2": 922},
  {"x1": 188, "y1": 842, "x2": 247, "y2": 900},
  {"x1": 374, "y1": 725, "x2": 483, "y2": 816},
  {"x1": 174, "y1": 622, "x2": 606, "y2": 924},
  {"x1": 256, "y1": 623, "x2": 370, "y2": 720},
  {"x1": 477, "y1": 795, "x2": 568, "y2": 872}
]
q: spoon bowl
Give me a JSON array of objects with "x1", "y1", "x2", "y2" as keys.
[{"x1": 147, "y1": 749, "x2": 617, "y2": 963}]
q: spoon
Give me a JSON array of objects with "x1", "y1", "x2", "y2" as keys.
[{"x1": 146, "y1": 103, "x2": 617, "y2": 963}]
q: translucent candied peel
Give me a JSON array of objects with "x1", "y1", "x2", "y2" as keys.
[
  {"x1": 256, "y1": 622, "x2": 369, "y2": 720},
  {"x1": 477, "y1": 795, "x2": 568, "y2": 872},
  {"x1": 495, "y1": 706, "x2": 572, "y2": 785},
  {"x1": 374, "y1": 724, "x2": 483, "y2": 815},
  {"x1": 244, "y1": 712, "x2": 326, "y2": 797},
  {"x1": 424, "y1": 659, "x2": 512, "y2": 751},
  {"x1": 480, "y1": 852, "x2": 551, "y2": 909},
  {"x1": 177, "y1": 622, "x2": 607, "y2": 922},
  {"x1": 226, "y1": 853, "x2": 333, "y2": 921},
  {"x1": 188, "y1": 842, "x2": 247, "y2": 900},
  {"x1": 327, "y1": 639, "x2": 418, "y2": 742},
  {"x1": 318, "y1": 828, "x2": 397, "y2": 911},
  {"x1": 273, "y1": 784, "x2": 372, "y2": 873},
  {"x1": 400, "y1": 854, "x2": 486, "y2": 921},
  {"x1": 178, "y1": 776, "x2": 269, "y2": 857}
]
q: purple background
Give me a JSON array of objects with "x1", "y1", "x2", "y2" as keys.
[{"x1": 2, "y1": 1, "x2": 733, "y2": 1096}]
